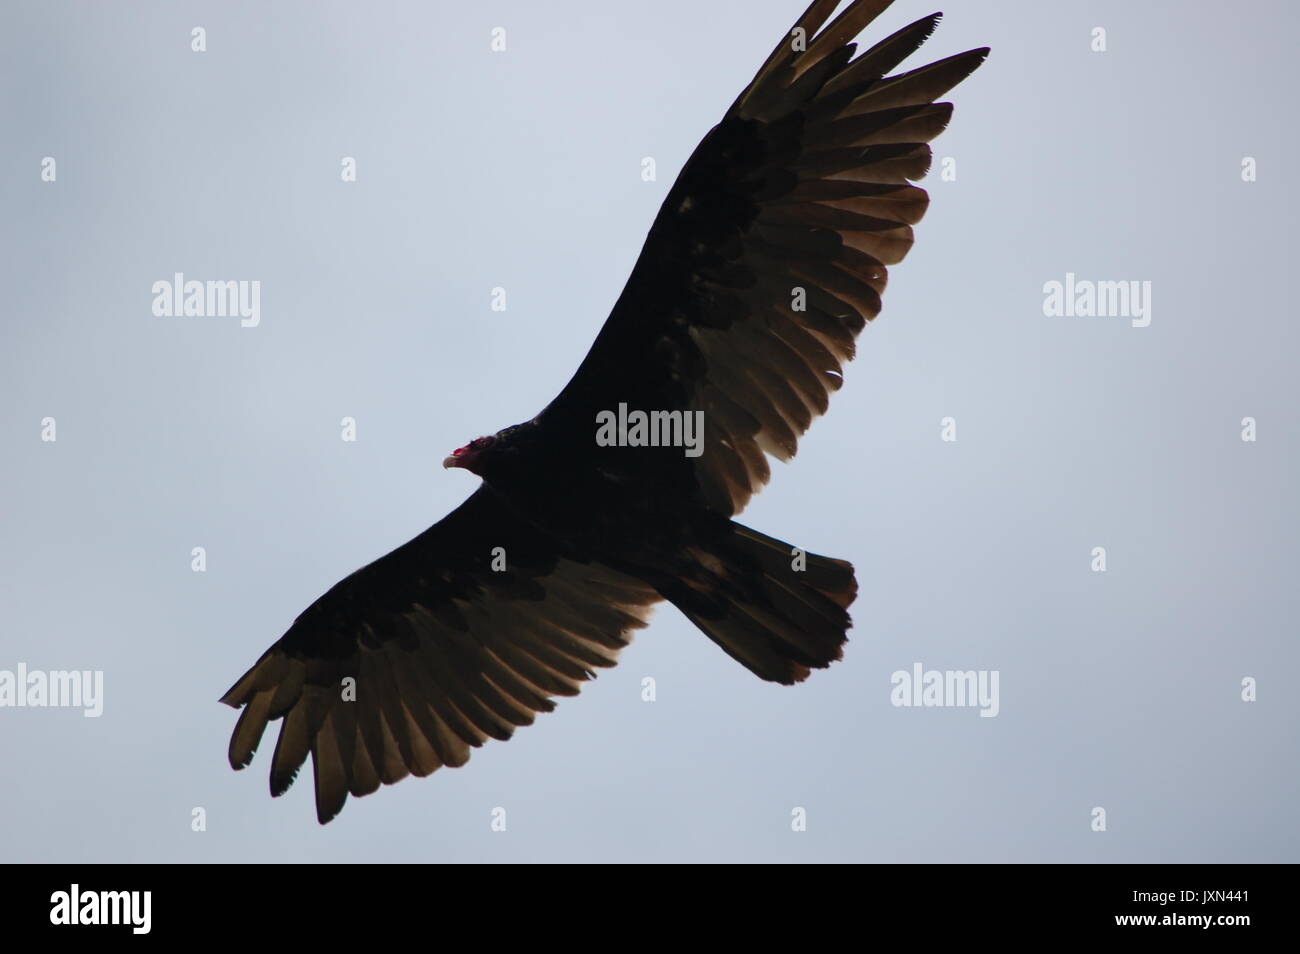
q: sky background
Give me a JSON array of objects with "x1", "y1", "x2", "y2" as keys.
[{"x1": 2, "y1": 0, "x2": 1296, "y2": 863}]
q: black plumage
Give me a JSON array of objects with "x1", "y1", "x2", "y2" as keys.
[{"x1": 222, "y1": 0, "x2": 988, "y2": 823}]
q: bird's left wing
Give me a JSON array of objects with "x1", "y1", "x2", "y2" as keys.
[
  {"x1": 541, "y1": 0, "x2": 988, "y2": 516},
  {"x1": 220, "y1": 485, "x2": 659, "y2": 823}
]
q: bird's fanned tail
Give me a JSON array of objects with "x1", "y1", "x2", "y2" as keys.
[{"x1": 659, "y1": 522, "x2": 857, "y2": 685}]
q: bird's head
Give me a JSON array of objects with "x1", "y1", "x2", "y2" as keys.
[
  {"x1": 443, "y1": 422, "x2": 536, "y2": 482},
  {"x1": 442, "y1": 435, "x2": 497, "y2": 475}
]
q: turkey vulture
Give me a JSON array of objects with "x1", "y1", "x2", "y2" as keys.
[{"x1": 222, "y1": 0, "x2": 988, "y2": 824}]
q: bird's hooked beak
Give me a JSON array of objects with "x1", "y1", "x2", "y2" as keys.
[{"x1": 444, "y1": 438, "x2": 490, "y2": 470}]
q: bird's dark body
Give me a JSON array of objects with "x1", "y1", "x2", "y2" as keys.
[
  {"x1": 222, "y1": 0, "x2": 988, "y2": 823},
  {"x1": 451, "y1": 421, "x2": 792, "y2": 651},
  {"x1": 473, "y1": 422, "x2": 708, "y2": 549}
]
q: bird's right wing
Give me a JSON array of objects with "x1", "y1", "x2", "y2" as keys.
[{"x1": 221, "y1": 485, "x2": 660, "y2": 823}]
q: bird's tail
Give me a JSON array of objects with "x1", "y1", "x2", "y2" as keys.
[{"x1": 658, "y1": 521, "x2": 857, "y2": 684}]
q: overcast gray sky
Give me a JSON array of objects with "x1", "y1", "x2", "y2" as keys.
[{"x1": 2, "y1": 0, "x2": 1297, "y2": 862}]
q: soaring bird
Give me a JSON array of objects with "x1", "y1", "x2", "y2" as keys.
[{"x1": 223, "y1": 0, "x2": 988, "y2": 823}]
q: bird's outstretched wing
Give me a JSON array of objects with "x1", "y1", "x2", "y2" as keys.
[
  {"x1": 220, "y1": 485, "x2": 659, "y2": 823},
  {"x1": 542, "y1": 0, "x2": 988, "y2": 515}
]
